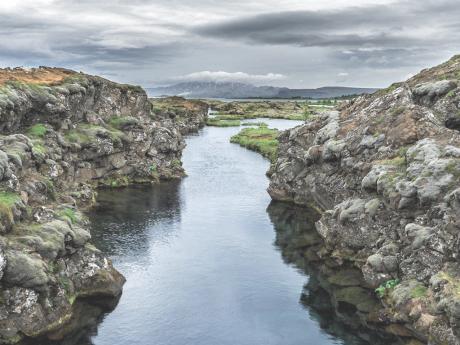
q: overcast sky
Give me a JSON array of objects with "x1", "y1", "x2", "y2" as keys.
[{"x1": 1, "y1": 0, "x2": 459, "y2": 88}]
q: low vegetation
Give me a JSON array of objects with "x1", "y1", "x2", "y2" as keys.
[
  {"x1": 108, "y1": 116, "x2": 139, "y2": 129},
  {"x1": 241, "y1": 121, "x2": 268, "y2": 126},
  {"x1": 27, "y1": 123, "x2": 47, "y2": 138},
  {"x1": 230, "y1": 125, "x2": 279, "y2": 162},
  {"x1": 56, "y1": 207, "x2": 78, "y2": 224},
  {"x1": 64, "y1": 123, "x2": 125, "y2": 145},
  {"x1": 375, "y1": 279, "x2": 400, "y2": 298},
  {"x1": 0, "y1": 191, "x2": 20, "y2": 224},
  {"x1": 206, "y1": 118, "x2": 241, "y2": 127},
  {"x1": 208, "y1": 100, "x2": 318, "y2": 121}
]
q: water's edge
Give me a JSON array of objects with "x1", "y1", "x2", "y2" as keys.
[{"x1": 35, "y1": 120, "x2": 400, "y2": 345}]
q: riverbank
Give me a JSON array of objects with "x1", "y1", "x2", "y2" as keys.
[
  {"x1": 268, "y1": 56, "x2": 460, "y2": 344},
  {"x1": 0, "y1": 68, "x2": 207, "y2": 344},
  {"x1": 68, "y1": 117, "x2": 387, "y2": 345}
]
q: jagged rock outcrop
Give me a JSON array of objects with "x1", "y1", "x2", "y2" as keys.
[
  {"x1": 0, "y1": 67, "x2": 207, "y2": 344},
  {"x1": 268, "y1": 56, "x2": 460, "y2": 344}
]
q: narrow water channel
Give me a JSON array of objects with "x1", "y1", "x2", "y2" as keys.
[{"x1": 70, "y1": 119, "x2": 390, "y2": 345}]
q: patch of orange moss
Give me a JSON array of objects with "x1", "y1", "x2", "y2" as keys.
[{"x1": 0, "y1": 67, "x2": 76, "y2": 86}]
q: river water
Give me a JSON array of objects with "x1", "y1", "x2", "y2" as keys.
[{"x1": 66, "y1": 119, "x2": 392, "y2": 345}]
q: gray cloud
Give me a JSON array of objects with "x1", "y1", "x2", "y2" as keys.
[
  {"x1": 191, "y1": 1, "x2": 460, "y2": 63},
  {"x1": 0, "y1": 0, "x2": 459, "y2": 88}
]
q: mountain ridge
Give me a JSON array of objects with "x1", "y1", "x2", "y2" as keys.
[{"x1": 147, "y1": 81, "x2": 378, "y2": 99}]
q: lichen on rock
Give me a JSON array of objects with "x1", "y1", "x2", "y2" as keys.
[
  {"x1": 268, "y1": 55, "x2": 460, "y2": 344},
  {"x1": 0, "y1": 67, "x2": 208, "y2": 343}
]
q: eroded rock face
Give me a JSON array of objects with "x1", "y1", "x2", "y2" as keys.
[
  {"x1": 268, "y1": 56, "x2": 460, "y2": 344},
  {"x1": 0, "y1": 67, "x2": 208, "y2": 343}
]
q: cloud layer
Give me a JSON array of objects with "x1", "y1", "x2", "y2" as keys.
[
  {"x1": 170, "y1": 71, "x2": 285, "y2": 84},
  {"x1": 0, "y1": 0, "x2": 459, "y2": 88}
]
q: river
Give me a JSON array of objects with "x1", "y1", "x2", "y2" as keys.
[{"x1": 57, "y1": 119, "x2": 394, "y2": 345}]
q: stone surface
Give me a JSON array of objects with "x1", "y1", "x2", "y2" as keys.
[
  {"x1": 0, "y1": 67, "x2": 208, "y2": 343},
  {"x1": 268, "y1": 55, "x2": 460, "y2": 344}
]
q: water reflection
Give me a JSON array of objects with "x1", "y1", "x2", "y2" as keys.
[
  {"x1": 25, "y1": 182, "x2": 183, "y2": 345},
  {"x1": 87, "y1": 181, "x2": 182, "y2": 258},
  {"x1": 27, "y1": 119, "x2": 411, "y2": 345},
  {"x1": 267, "y1": 201, "x2": 401, "y2": 345},
  {"x1": 21, "y1": 297, "x2": 119, "y2": 345}
]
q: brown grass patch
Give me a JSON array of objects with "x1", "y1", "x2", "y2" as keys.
[{"x1": 0, "y1": 67, "x2": 75, "y2": 86}]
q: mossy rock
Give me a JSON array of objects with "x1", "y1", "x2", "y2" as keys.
[{"x1": 3, "y1": 251, "x2": 49, "y2": 288}]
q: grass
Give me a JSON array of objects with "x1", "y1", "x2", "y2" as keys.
[
  {"x1": 206, "y1": 119, "x2": 241, "y2": 127},
  {"x1": 27, "y1": 123, "x2": 47, "y2": 138},
  {"x1": 242, "y1": 122, "x2": 268, "y2": 127},
  {"x1": 212, "y1": 114, "x2": 245, "y2": 121},
  {"x1": 57, "y1": 207, "x2": 78, "y2": 224},
  {"x1": 108, "y1": 116, "x2": 139, "y2": 129},
  {"x1": 0, "y1": 192, "x2": 20, "y2": 225},
  {"x1": 210, "y1": 101, "x2": 316, "y2": 121},
  {"x1": 230, "y1": 126, "x2": 279, "y2": 162}
]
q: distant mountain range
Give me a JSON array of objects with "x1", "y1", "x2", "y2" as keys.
[{"x1": 146, "y1": 81, "x2": 378, "y2": 99}]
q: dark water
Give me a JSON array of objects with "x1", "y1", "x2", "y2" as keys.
[{"x1": 57, "y1": 119, "x2": 395, "y2": 345}]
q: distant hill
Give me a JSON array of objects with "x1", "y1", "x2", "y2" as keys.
[{"x1": 146, "y1": 81, "x2": 378, "y2": 99}]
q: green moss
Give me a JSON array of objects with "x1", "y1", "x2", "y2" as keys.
[
  {"x1": 108, "y1": 116, "x2": 139, "y2": 129},
  {"x1": 64, "y1": 123, "x2": 125, "y2": 145},
  {"x1": 446, "y1": 160, "x2": 460, "y2": 179},
  {"x1": 44, "y1": 178, "x2": 56, "y2": 201},
  {"x1": 0, "y1": 192, "x2": 20, "y2": 225},
  {"x1": 375, "y1": 82, "x2": 403, "y2": 97},
  {"x1": 32, "y1": 142, "x2": 47, "y2": 156},
  {"x1": 242, "y1": 122, "x2": 268, "y2": 127},
  {"x1": 380, "y1": 156, "x2": 406, "y2": 169},
  {"x1": 56, "y1": 208, "x2": 78, "y2": 224},
  {"x1": 65, "y1": 129, "x2": 91, "y2": 144},
  {"x1": 446, "y1": 90, "x2": 456, "y2": 98},
  {"x1": 411, "y1": 285, "x2": 428, "y2": 298},
  {"x1": 375, "y1": 279, "x2": 400, "y2": 298},
  {"x1": 230, "y1": 126, "x2": 279, "y2": 162},
  {"x1": 27, "y1": 124, "x2": 47, "y2": 138},
  {"x1": 119, "y1": 83, "x2": 144, "y2": 93},
  {"x1": 0, "y1": 192, "x2": 20, "y2": 207},
  {"x1": 171, "y1": 159, "x2": 182, "y2": 168}
]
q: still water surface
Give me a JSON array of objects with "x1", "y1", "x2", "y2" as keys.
[{"x1": 77, "y1": 119, "x2": 385, "y2": 345}]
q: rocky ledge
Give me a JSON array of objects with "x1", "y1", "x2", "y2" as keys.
[
  {"x1": 0, "y1": 67, "x2": 207, "y2": 344},
  {"x1": 268, "y1": 56, "x2": 460, "y2": 344}
]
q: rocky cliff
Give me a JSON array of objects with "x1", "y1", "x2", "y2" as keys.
[
  {"x1": 0, "y1": 67, "x2": 207, "y2": 344},
  {"x1": 268, "y1": 56, "x2": 460, "y2": 344}
]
